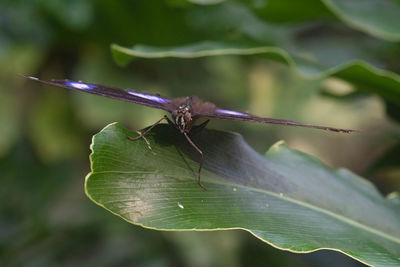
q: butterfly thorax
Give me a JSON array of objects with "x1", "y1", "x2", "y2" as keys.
[{"x1": 171, "y1": 99, "x2": 195, "y2": 133}]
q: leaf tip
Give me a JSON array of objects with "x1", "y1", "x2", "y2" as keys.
[
  {"x1": 269, "y1": 140, "x2": 287, "y2": 152},
  {"x1": 110, "y1": 43, "x2": 132, "y2": 67},
  {"x1": 387, "y1": 192, "x2": 400, "y2": 206}
]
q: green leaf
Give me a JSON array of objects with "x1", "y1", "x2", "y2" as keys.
[
  {"x1": 187, "y1": 0, "x2": 226, "y2": 5},
  {"x1": 111, "y1": 42, "x2": 400, "y2": 107},
  {"x1": 86, "y1": 123, "x2": 400, "y2": 267},
  {"x1": 111, "y1": 42, "x2": 288, "y2": 65},
  {"x1": 110, "y1": 2, "x2": 397, "y2": 73},
  {"x1": 322, "y1": 0, "x2": 400, "y2": 42},
  {"x1": 41, "y1": 0, "x2": 94, "y2": 31},
  {"x1": 249, "y1": 0, "x2": 336, "y2": 23},
  {"x1": 110, "y1": 2, "x2": 400, "y2": 112},
  {"x1": 332, "y1": 61, "x2": 400, "y2": 106}
]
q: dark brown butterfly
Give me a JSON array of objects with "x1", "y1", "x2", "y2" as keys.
[{"x1": 25, "y1": 76, "x2": 356, "y2": 189}]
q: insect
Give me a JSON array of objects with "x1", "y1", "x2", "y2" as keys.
[{"x1": 25, "y1": 76, "x2": 356, "y2": 190}]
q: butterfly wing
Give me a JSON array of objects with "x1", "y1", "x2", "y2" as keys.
[
  {"x1": 196, "y1": 106, "x2": 356, "y2": 133},
  {"x1": 25, "y1": 76, "x2": 172, "y2": 111}
]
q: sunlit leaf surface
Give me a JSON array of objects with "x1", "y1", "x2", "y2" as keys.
[{"x1": 86, "y1": 123, "x2": 400, "y2": 267}]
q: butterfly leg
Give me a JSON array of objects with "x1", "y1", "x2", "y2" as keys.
[
  {"x1": 127, "y1": 115, "x2": 169, "y2": 141},
  {"x1": 183, "y1": 132, "x2": 206, "y2": 190},
  {"x1": 135, "y1": 130, "x2": 152, "y2": 150},
  {"x1": 165, "y1": 116, "x2": 178, "y2": 129}
]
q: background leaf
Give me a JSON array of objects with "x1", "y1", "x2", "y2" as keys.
[
  {"x1": 86, "y1": 123, "x2": 400, "y2": 267},
  {"x1": 112, "y1": 42, "x2": 400, "y2": 111},
  {"x1": 111, "y1": 1, "x2": 400, "y2": 121},
  {"x1": 322, "y1": 0, "x2": 400, "y2": 41}
]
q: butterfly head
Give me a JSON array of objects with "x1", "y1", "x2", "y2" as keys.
[{"x1": 172, "y1": 99, "x2": 194, "y2": 133}]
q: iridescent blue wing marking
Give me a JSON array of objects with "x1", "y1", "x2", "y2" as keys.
[
  {"x1": 25, "y1": 76, "x2": 172, "y2": 111},
  {"x1": 215, "y1": 109, "x2": 249, "y2": 116},
  {"x1": 127, "y1": 91, "x2": 170, "y2": 104},
  {"x1": 202, "y1": 108, "x2": 356, "y2": 133}
]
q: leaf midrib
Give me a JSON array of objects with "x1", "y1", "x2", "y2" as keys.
[{"x1": 88, "y1": 169, "x2": 400, "y2": 245}]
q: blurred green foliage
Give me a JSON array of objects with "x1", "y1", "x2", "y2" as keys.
[{"x1": 1, "y1": 0, "x2": 399, "y2": 266}]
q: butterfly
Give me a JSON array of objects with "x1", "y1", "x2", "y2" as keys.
[{"x1": 25, "y1": 76, "x2": 356, "y2": 190}]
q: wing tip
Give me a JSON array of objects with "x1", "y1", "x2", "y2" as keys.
[
  {"x1": 20, "y1": 74, "x2": 39, "y2": 81},
  {"x1": 27, "y1": 76, "x2": 39, "y2": 81},
  {"x1": 327, "y1": 127, "x2": 359, "y2": 133}
]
